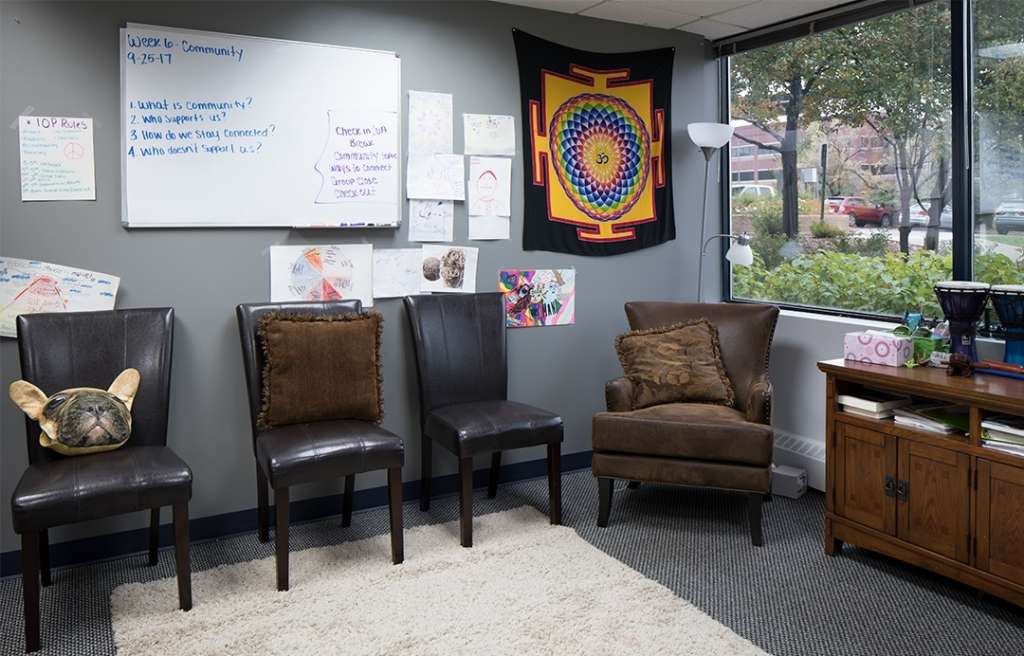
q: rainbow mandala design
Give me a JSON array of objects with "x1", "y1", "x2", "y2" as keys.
[{"x1": 548, "y1": 93, "x2": 651, "y2": 222}]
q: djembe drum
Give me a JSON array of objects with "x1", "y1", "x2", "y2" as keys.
[
  {"x1": 934, "y1": 281, "x2": 990, "y2": 362},
  {"x1": 990, "y1": 284, "x2": 1024, "y2": 366}
]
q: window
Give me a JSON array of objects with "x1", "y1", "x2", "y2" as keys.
[
  {"x1": 732, "y1": 145, "x2": 756, "y2": 158},
  {"x1": 972, "y1": 0, "x2": 1024, "y2": 288},
  {"x1": 728, "y1": 2, "x2": 955, "y2": 317}
]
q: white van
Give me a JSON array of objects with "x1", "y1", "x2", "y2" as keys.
[{"x1": 732, "y1": 184, "x2": 776, "y2": 199}]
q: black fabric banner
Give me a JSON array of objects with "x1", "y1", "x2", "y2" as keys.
[{"x1": 514, "y1": 30, "x2": 675, "y2": 257}]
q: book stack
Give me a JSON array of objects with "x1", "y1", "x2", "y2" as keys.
[
  {"x1": 892, "y1": 403, "x2": 969, "y2": 435},
  {"x1": 981, "y1": 415, "x2": 1024, "y2": 456},
  {"x1": 836, "y1": 391, "x2": 911, "y2": 419}
]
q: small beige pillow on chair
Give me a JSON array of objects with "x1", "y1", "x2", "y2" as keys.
[{"x1": 615, "y1": 319, "x2": 734, "y2": 410}]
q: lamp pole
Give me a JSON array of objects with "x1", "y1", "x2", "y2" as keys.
[{"x1": 697, "y1": 147, "x2": 715, "y2": 303}]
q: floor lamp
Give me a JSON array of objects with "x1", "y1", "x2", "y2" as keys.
[{"x1": 688, "y1": 122, "x2": 735, "y2": 303}]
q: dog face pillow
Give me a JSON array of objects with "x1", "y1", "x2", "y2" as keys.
[{"x1": 9, "y1": 369, "x2": 140, "y2": 456}]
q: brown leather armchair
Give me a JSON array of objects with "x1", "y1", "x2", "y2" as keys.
[{"x1": 592, "y1": 302, "x2": 780, "y2": 545}]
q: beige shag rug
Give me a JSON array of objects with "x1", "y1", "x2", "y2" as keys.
[{"x1": 111, "y1": 507, "x2": 767, "y2": 656}]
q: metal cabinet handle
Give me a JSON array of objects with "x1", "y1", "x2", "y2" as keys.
[
  {"x1": 897, "y1": 479, "x2": 909, "y2": 502},
  {"x1": 884, "y1": 475, "x2": 896, "y2": 498}
]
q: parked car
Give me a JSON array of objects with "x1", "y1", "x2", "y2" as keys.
[
  {"x1": 843, "y1": 197, "x2": 895, "y2": 227},
  {"x1": 827, "y1": 196, "x2": 854, "y2": 213},
  {"x1": 995, "y1": 200, "x2": 1024, "y2": 234},
  {"x1": 731, "y1": 184, "x2": 776, "y2": 199},
  {"x1": 908, "y1": 202, "x2": 953, "y2": 229}
]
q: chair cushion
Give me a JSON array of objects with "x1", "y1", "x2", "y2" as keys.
[
  {"x1": 256, "y1": 419, "x2": 403, "y2": 488},
  {"x1": 11, "y1": 446, "x2": 192, "y2": 533},
  {"x1": 424, "y1": 401, "x2": 563, "y2": 457},
  {"x1": 592, "y1": 403, "x2": 773, "y2": 467},
  {"x1": 257, "y1": 312, "x2": 383, "y2": 430},
  {"x1": 614, "y1": 319, "x2": 734, "y2": 410}
]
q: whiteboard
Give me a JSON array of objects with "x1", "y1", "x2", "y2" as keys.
[{"x1": 120, "y1": 23, "x2": 401, "y2": 228}]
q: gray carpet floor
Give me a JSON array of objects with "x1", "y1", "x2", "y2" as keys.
[{"x1": 1, "y1": 469, "x2": 1023, "y2": 655}]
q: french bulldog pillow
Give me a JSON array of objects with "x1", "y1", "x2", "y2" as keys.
[{"x1": 8, "y1": 369, "x2": 140, "y2": 456}]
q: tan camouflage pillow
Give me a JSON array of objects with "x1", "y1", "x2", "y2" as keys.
[{"x1": 615, "y1": 319, "x2": 734, "y2": 410}]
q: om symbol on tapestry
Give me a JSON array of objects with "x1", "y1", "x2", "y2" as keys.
[{"x1": 529, "y1": 66, "x2": 666, "y2": 243}]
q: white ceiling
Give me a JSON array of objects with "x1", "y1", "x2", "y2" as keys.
[{"x1": 496, "y1": 0, "x2": 847, "y2": 40}]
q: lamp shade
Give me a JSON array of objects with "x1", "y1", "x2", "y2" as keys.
[
  {"x1": 687, "y1": 122, "x2": 734, "y2": 149},
  {"x1": 725, "y1": 241, "x2": 754, "y2": 266}
]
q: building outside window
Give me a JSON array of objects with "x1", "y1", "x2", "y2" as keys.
[{"x1": 728, "y1": 0, "x2": 1024, "y2": 319}]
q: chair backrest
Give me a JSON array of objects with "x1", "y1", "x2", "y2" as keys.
[
  {"x1": 403, "y1": 293, "x2": 507, "y2": 422},
  {"x1": 16, "y1": 308, "x2": 175, "y2": 464},
  {"x1": 235, "y1": 300, "x2": 362, "y2": 439},
  {"x1": 624, "y1": 302, "x2": 779, "y2": 413}
]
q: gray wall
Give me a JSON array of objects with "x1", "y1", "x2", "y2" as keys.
[{"x1": 0, "y1": 2, "x2": 718, "y2": 554}]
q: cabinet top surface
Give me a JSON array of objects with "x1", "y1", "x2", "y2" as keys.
[{"x1": 818, "y1": 358, "x2": 1024, "y2": 405}]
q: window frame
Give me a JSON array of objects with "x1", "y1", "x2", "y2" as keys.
[{"x1": 718, "y1": 0, "x2": 977, "y2": 322}]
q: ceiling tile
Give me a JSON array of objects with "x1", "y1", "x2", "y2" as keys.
[
  {"x1": 712, "y1": 0, "x2": 842, "y2": 29},
  {"x1": 581, "y1": 1, "x2": 699, "y2": 29},
  {"x1": 640, "y1": 1, "x2": 761, "y2": 18},
  {"x1": 676, "y1": 17, "x2": 748, "y2": 40},
  {"x1": 495, "y1": 0, "x2": 601, "y2": 14}
]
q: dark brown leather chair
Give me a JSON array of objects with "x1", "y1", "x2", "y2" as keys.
[
  {"x1": 11, "y1": 308, "x2": 192, "y2": 653},
  {"x1": 236, "y1": 300, "x2": 404, "y2": 591},
  {"x1": 593, "y1": 302, "x2": 779, "y2": 546},
  {"x1": 403, "y1": 293, "x2": 563, "y2": 547}
]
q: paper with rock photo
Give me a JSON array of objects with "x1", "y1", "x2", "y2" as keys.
[
  {"x1": 408, "y1": 199, "x2": 454, "y2": 242},
  {"x1": 469, "y1": 214, "x2": 510, "y2": 241},
  {"x1": 269, "y1": 244, "x2": 373, "y2": 307},
  {"x1": 373, "y1": 248, "x2": 425, "y2": 299},
  {"x1": 463, "y1": 114, "x2": 516, "y2": 156},
  {"x1": 467, "y1": 156, "x2": 511, "y2": 217},
  {"x1": 420, "y1": 245, "x2": 478, "y2": 294},
  {"x1": 406, "y1": 154, "x2": 465, "y2": 200},
  {"x1": 408, "y1": 90, "x2": 453, "y2": 155}
]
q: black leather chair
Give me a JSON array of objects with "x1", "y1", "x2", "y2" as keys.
[
  {"x1": 403, "y1": 293, "x2": 563, "y2": 547},
  {"x1": 236, "y1": 300, "x2": 404, "y2": 591},
  {"x1": 11, "y1": 308, "x2": 192, "y2": 654}
]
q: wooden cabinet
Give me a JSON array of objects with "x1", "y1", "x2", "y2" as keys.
[{"x1": 820, "y1": 358, "x2": 1024, "y2": 608}]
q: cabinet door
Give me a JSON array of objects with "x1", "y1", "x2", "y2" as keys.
[
  {"x1": 835, "y1": 423, "x2": 897, "y2": 534},
  {"x1": 977, "y1": 459, "x2": 1024, "y2": 586},
  {"x1": 896, "y1": 440, "x2": 970, "y2": 562}
]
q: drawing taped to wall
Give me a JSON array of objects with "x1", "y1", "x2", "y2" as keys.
[
  {"x1": 468, "y1": 156, "x2": 511, "y2": 217},
  {"x1": 463, "y1": 113, "x2": 516, "y2": 156},
  {"x1": 408, "y1": 199, "x2": 454, "y2": 242},
  {"x1": 0, "y1": 257, "x2": 120, "y2": 338},
  {"x1": 270, "y1": 244, "x2": 373, "y2": 306},
  {"x1": 499, "y1": 268, "x2": 575, "y2": 328},
  {"x1": 420, "y1": 245, "x2": 478, "y2": 293},
  {"x1": 408, "y1": 90, "x2": 453, "y2": 155},
  {"x1": 373, "y1": 248, "x2": 425, "y2": 298}
]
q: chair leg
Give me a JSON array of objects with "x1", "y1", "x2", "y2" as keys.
[
  {"x1": 275, "y1": 487, "x2": 290, "y2": 591},
  {"x1": 420, "y1": 436, "x2": 432, "y2": 512},
  {"x1": 547, "y1": 443, "x2": 562, "y2": 525},
  {"x1": 172, "y1": 501, "x2": 192, "y2": 611},
  {"x1": 488, "y1": 451, "x2": 501, "y2": 499},
  {"x1": 627, "y1": 481, "x2": 641, "y2": 489},
  {"x1": 22, "y1": 531, "x2": 40, "y2": 653},
  {"x1": 597, "y1": 477, "x2": 614, "y2": 528},
  {"x1": 342, "y1": 474, "x2": 355, "y2": 528},
  {"x1": 388, "y1": 467, "x2": 404, "y2": 565},
  {"x1": 459, "y1": 456, "x2": 473, "y2": 548},
  {"x1": 747, "y1": 493, "x2": 764, "y2": 547},
  {"x1": 148, "y1": 508, "x2": 160, "y2": 566},
  {"x1": 256, "y1": 464, "x2": 270, "y2": 543},
  {"x1": 39, "y1": 529, "x2": 51, "y2": 587}
]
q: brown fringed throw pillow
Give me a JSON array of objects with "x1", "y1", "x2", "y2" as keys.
[
  {"x1": 615, "y1": 319, "x2": 734, "y2": 410},
  {"x1": 258, "y1": 312, "x2": 383, "y2": 429}
]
